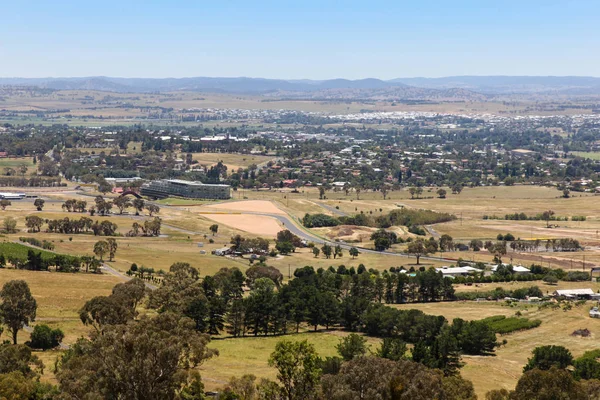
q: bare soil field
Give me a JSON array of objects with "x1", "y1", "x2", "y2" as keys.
[
  {"x1": 202, "y1": 200, "x2": 285, "y2": 215},
  {"x1": 201, "y1": 213, "x2": 283, "y2": 237}
]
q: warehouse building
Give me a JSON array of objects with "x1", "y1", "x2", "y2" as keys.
[{"x1": 140, "y1": 179, "x2": 231, "y2": 200}]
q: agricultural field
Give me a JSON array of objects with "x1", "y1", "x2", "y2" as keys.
[
  {"x1": 0, "y1": 242, "x2": 56, "y2": 260},
  {"x1": 0, "y1": 90, "x2": 595, "y2": 128}
]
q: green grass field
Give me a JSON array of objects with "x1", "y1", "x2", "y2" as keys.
[
  {"x1": 188, "y1": 152, "x2": 275, "y2": 171},
  {"x1": 571, "y1": 151, "x2": 600, "y2": 160},
  {"x1": 202, "y1": 331, "x2": 381, "y2": 391},
  {"x1": 0, "y1": 242, "x2": 57, "y2": 260}
]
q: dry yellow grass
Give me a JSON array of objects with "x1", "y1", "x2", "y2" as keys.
[
  {"x1": 0, "y1": 268, "x2": 120, "y2": 344},
  {"x1": 201, "y1": 331, "x2": 381, "y2": 391},
  {"x1": 201, "y1": 214, "x2": 283, "y2": 237},
  {"x1": 395, "y1": 300, "x2": 600, "y2": 397}
]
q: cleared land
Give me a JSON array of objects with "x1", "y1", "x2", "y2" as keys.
[
  {"x1": 201, "y1": 213, "x2": 283, "y2": 237},
  {"x1": 202, "y1": 200, "x2": 285, "y2": 215}
]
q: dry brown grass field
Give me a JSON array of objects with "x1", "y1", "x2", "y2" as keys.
[
  {"x1": 0, "y1": 268, "x2": 121, "y2": 384},
  {"x1": 395, "y1": 300, "x2": 600, "y2": 397},
  {"x1": 201, "y1": 331, "x2": 381, "y2": 392},
  {"x1": 237, "y1": 185, "x2": 600, "y2": 269},
  {"x1": 1, "y1": 185, "x2": 600, "y2": 395}
]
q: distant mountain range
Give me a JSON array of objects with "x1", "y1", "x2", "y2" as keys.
[{"x1": 1, "y1": 76, "x2": 600, "y2": 99}]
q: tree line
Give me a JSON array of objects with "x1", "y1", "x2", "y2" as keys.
[{"x1": 302, "y1": 207, "x2": 455, "y2": 229}]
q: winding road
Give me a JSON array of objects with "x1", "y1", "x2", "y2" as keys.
[
  {"x1": 15, "y1": 195, "x2": 449, "y2": 264},
  {"x1": 192, "y1": 208, "x2": 448, "y2": 263}
]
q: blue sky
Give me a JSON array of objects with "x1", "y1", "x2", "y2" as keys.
[{"x1": 1, "y1": 0, "x2": 599, "y2": 79}]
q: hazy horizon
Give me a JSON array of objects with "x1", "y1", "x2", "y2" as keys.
[{"x1": 2, "y1": 74, "x2": 600, "y2": 80}]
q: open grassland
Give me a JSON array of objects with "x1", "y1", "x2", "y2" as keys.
[
  {"x1": 201, "y1": 331, "x2": 381, "y2": 391},
  {"x1": 0, "y1": 268, "x2": 120, "y2": 343},
  {"x1": 267, "y1": 247, "x2": 448, "y2": 279},
  {"x1": 0, "y1": 198, "x2": 253, "y2": 275},
  {"x1": 6, "y1": 186, "x2": 600, "y2": 274},
  {"x1": 235, "y1": 186, "x2": 600, "y2": 269},
  {"x1": 155, "y1": 198, "x2": 211, "y2": 206},
  {"x1": 202, "y1": 200, "x2": 285, "y2": 214},
  {"x1": 395, "y1": 301, "x2": 600, "y2": 397},
  {"x1": 452, "y1": 279, "x2": 600, "y2": 295}
]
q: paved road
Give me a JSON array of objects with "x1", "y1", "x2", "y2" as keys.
[
  {"x1": 228, "y1": 210, "x2": 448, "y2": 262},
  {"x1": 159, "y1": 200, "x2": 453, "y2": 263},
  {"x1": 315, "y1": 201, "x2": 348, "y2": 216},
  {"x1": 15, "y1": 196, "x2": 448, "y2": 264},
  {"x1": 426, "y1": 225, "x2": 441, "y2": 239},
  {"x1": 101, "y1": 262, "x2": 157, "y2": 290}
]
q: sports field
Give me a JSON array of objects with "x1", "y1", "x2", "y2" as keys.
[{"x1": 188, "y1": 152, "x2": 275, "y2": 171}]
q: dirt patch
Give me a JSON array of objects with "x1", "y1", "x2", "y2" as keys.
[
  {"x1": 202, "y1": 213, "x2": 282, "y2": 237},
  {"x1": 572, "y1": 328, "x2": 592, "y2": 337},
  {"x1": 315, "y1": 225, "x2": 375, "y2": 242},
  {"x1": 203, "y1": 200, "x2": 285, "y2": 215}
]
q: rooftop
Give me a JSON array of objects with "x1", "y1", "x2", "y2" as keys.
[
  {"x1": 554, "y1": 289, "x2": 596, "y2": 296},
  {"x1": 164, "y1": 179, "x2": 230, "y2": 187}
]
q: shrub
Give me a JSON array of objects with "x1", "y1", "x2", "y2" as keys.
[
  {"x1": 408, "y1": 225, "x2": 426, "y2": 236},
  {"x1": 19, "y1": 237, "x2": 43, "y2": 247},
  {"x1": 302, "y1": 213, "x2": 341, "y2": 228},
  {"x1": 28, "y1": 324, "x2": 64, "y2": 350},
  {"x1": 481, "y1": 315, "x2": 542, "y2": 335},
  {"x1": 564, "y1": 271, "x2": 591, "y2": 282}
]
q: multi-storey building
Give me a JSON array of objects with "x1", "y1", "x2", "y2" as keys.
[{"x1": 140, "y1": 179, "x2": 230, "y2": 200}]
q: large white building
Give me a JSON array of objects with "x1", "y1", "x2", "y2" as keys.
[
  {"x1": 140, "y1": 179, "x2": 230, "y2": 200},
  {"x1": 492, "y1": 264, "x2": 531, "y2": 275},
  {"x1": 553, "y1": 289, "x2": 600, "y2": 300},
  {"x1": 436, "y1": 266, "x2": 481, "y2": 278}
]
